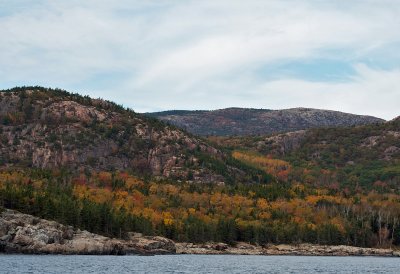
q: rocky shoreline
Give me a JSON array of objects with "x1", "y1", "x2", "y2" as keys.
[
  {"x1": 1, "y1": 209, "x2": 399, "y2": 257},
  {"x1": 0, "y1": 209, "x2": 175, "y2": 255},
  {"x1": 176, "y1": 242, "x2": 400, "y2": 257}
]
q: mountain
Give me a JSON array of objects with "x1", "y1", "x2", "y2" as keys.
[
  {"x1": 147, "y1": 107, "x2": 385, "y2": 136},
  {"x1": 0, "y1": 87, "x2": 268, "y2": 184}
]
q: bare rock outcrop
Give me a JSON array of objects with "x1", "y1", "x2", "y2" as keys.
[
  {"x1": 259, "y1": 130, "x2": 307, "y2": 155},
  {"x1": 132, "y1": 236, "x2": 176, "y2": 254},
  {"x1": 0, "y1": 209, "x2": 175, "y2": 255}
]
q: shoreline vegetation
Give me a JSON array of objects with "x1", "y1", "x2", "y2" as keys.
[
  {"x1": 1, "y1": 209, "x2": 399, "y2": 257},
  {"x1": 2, "y1": 168, "x2": 400, "y2": 251},
  {"x1": 0, "y1": 167, "x2": 400, "y2": 253}
]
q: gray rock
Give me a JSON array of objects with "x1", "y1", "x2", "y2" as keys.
[
  {"x1": 133, "y1": 236, "x2": 176, "y2": 254},
  {"x1": 176, "y1": 242, "x2": 400, "y2": 257},
  {"x1": 0, "y1": 209, "x2": 176, "y2": 255}
]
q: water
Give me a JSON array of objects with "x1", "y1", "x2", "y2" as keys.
[{"x1": 0, "y1": 255, "x2": 398, "y2": 274}]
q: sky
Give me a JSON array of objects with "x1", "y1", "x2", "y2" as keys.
[{"x1": 1, "y1": 0, "x2": 400, "y2": 120}]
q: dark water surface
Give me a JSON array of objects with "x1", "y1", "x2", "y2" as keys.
[{"x1": 0, "y1": 255, "x2": 398, "y2": 274}]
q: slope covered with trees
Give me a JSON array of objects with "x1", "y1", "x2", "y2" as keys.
[
  {"x1": 212, "y1": 119, "x2": 400, "y2": 191},
  {"x1": 1, "y1": 168, "x2": 400, "y2": 247}
]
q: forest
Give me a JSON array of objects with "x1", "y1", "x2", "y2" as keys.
[{"x1": 1, "y1": 168, "x2": 399, "y2": 248}]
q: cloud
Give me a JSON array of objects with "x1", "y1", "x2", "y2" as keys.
[
  {"x1": 254, "y1": 64, "x2": 400, "y2": 119},
  {"x1": 0, "y1": 0, "x2": 399, "y2": 119}
]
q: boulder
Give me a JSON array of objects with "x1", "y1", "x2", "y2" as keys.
[
  {"x1": 213, "y1": 243, "x2": 228, "y2": 251},
  {"x1": 133, "y1": 236, "x2": 176, "y2": 254}
]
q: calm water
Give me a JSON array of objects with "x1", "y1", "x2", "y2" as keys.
[{"x1": 0, "y1": 255, "x2": 398, "y2": 274}]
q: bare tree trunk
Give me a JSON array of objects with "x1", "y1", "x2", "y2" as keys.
[
  {"x1": 391, "y1": 217, "x2": 398, "y2": 250},
  {"x1": 378, "y1": 211, "x2": 382, "y2": 246}
]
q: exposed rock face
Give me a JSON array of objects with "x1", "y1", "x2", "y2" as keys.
[
  {"x1": 0, "y1": 88, "x2": 247, "y2": 183},
  {"x1": 0, "y1": 209, "x2": 175, "y2": 255},
  {"x1": 361, "y1": 136, "x2": 382, "y2": 148},
  {"x1": 176, "y1": 242, "x2": 400, "y2": 257},
  {"x1": 257, "y1": 130, "x2": 307, "y2": 156},
  {"x1": 384, "y1": 146, "x2": 400, "y2": 160},
  {"x1": 147, "y1": 108, "x2": 384, "y2": 136}
]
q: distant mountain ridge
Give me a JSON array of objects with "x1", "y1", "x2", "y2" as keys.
[{"x1": 146, "y1": 107, "x2": 385, "y2": 136}]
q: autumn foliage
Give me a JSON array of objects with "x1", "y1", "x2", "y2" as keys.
[
  {"x1": 232, "y1": 150, "x2": 291, "y2": 181},
  {"x1": 1, "y1": 169, "x2": 400, "y2": 248}
]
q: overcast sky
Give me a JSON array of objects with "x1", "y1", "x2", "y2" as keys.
[{"x1": 1, "y1": 1, "x2": 400, "y2": 120}]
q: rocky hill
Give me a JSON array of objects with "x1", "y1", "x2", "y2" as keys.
[
  {"x1": 0, "y1": 87, "x2": 267, "y2": 184},
  {"x1": 210, "y1": 118, "x2": 400, "y2": 189},
  {"x1": 147, "y1": 107, "x2": 384, "y2": 136},
  {"x1": 231, "y1": 119, "x2": 400, "y2": 160}
]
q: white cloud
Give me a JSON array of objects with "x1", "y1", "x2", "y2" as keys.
[
  {"x1": 254, "y1": 64, "x2": 400, "y2": 119},
  {"x1": 0, "y1": 0, "x2": 400, "y2": 119}
]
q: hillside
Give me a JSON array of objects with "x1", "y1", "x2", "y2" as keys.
[
  {"x1": 147, "y1": 107, "x2": 384, "y2": 136},
  {"x1": 209, "y1": 118, "x2": 400, "y2": 190},
  {"x1": 0, "y1": 87, "x2": 268, "y2": 184}
]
